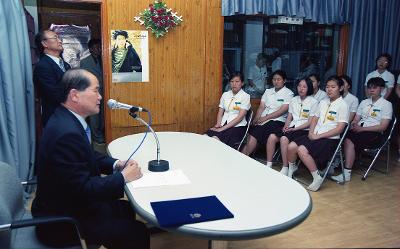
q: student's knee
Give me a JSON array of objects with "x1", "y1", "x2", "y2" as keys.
[
  {"x1": 280, "y1": 136, "x2": 289, "y2": 145},
  {"x1": 298, "y1": 145, "x2": 309, "y2": 156},
  {"x1": 268, "y1": 134, "x2": 279, "y2": 143},
  {"x1": 248, "y1": 135, "x2": 257, "y2": 144},
  {"x1": 344, "y1": 138, "x2": 353, "y2": 147}
]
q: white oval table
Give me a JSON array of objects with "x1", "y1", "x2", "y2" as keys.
[{"x1": 108, "y1": 132, "x2": 312, "y2": 248}]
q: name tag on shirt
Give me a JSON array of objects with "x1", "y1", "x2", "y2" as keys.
[
  {"x1": 371, "y1": 109, "x2": 381, "y2": 117},
  {"x1": 327, "y1": 111, "x2": 337, "y2": 121},
  {"x1": 301, "y1": 109, "x2": 310, "y2": 118}
]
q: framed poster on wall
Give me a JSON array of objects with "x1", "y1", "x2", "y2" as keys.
[{"x1": 111, "y1": 30, "x2": 149, "y2": 82}]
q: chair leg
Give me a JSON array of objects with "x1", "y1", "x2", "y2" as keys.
[
  {"x1": 385, "y1": 143, "x2": 390, "y2": 174},
  {"x1": 362, "y1": 146, "x2": 384, "y2": 180},
  {"x1": 339, "y1": 149, "x2": 345, "y2": 185}
]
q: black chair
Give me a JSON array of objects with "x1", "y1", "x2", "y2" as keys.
[
  {"x1": 361, "y1": 116, "x2": 397, "y2": 180},
  {"x1": 0, "y1": 161, "x2": 90, "y2": 249},
  {"x1": 236, "y1": 109, "x2": 253, "y2": 151}
]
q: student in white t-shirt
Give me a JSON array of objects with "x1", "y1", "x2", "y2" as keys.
[
  {"x1": 309, "y1": 74, "x2": 328, "y2": 102},
  {"x1": 286, "y1": 76, "x2": 349, "y2": 191},
  {"x1": 364, "y1": 53, "x2": 394, "y2": 99},
  {"x1": 331, "y1": 77, "x2": 393, "y2": 182},
  {"x1": 340, "y1": 75, "x2": 359, "y2": 122},
  {"x1": 275, "y1": 78, "x2": 318, "y2": 177},
  {"x1": 241, "y1": 70, "x2": 294, "y2": 165},
  {"x1": 206, "y1": 72, "x2": 251, "y2": 148}
]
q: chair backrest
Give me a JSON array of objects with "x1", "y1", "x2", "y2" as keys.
[
  {"x1": 0, "y1": 161, "x2": 25, "y2": 249},
  {"x1": 237, "y1": 109, "x2": 253, "y2": 150}
]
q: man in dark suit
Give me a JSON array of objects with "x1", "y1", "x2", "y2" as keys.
[
  {"x1": 31, "y1": 69, "x2": 149, "y2": 249},
  {"x1": 34, "y1": 29, "x2": 71, "y2": 126}
]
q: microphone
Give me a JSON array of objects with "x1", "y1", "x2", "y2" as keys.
[
  {"x1": 107, "y1": 99, "x2": 148, "y2": 112},
  {"x1": 108, "y1": 100, "x2": 169, "y2": 172}
]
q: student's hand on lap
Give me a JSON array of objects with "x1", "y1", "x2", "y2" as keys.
[{"x1": 308, "y1": 133, "x2": 319, "y2": 140}]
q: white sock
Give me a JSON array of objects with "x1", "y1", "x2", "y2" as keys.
[
  {"x1": 311, "y1": 170, "x2": 320, "y2": 180},
  {"x1": 266, "y1": 161, "x2": 273, "y2": 168},
  {"x1": 288, "y1": 162, "x2": 298, "y2": 178},
  {"x1": 280, "y1": 166, "x2": 288, "y2": 175},
  {"x1": 344, "y1": 168, "x2": 352, "y2": 178}
]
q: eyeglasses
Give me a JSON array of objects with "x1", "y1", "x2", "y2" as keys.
[
  {"x1": 377, "y1": 59, "x2": 388, "y2": 64},
  {"x1": 43, "y1": 36, "x2": 62, "y2": 41}
]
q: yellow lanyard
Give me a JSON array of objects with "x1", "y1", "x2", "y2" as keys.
[
  {"x1": 227, "y1": 97, "x2": 235, "y2": 110},
  {"x1": 365, "y1": 103, "x2": 374, "y2": 118},
  {"x1": 323, "y1": 103, "x2": 331, "y2": 123},
  {"x1": 299, "y1": 102, "x2": 303, "y2": 119}
]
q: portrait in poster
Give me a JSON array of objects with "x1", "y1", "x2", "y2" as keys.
[{"x1": 111, "y1": 30, "x2": 149, "y2": 82}]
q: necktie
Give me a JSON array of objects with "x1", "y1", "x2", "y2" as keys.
[
  {"x1": 59, "y1": 58, "x2": 66, "y2": 72},
  {"x1": 85, "y1": 126, "x2": 92, "y2": 144}
]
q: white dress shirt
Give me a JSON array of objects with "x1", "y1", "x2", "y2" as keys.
[
  {"x1": 260, "y1": 86, "x2": 294, "y2": 124},
  {"x1": 313, "y1": 97, "x2": 349, "y2": 139},
  {"x1": 219, "y1": 89, "x2": 251, "y2": 127},
  {"x1": 356, "y1": 97, "x2": 393, "y2": 127},
  {"x1": 288, "y1": 96, "x2": 318, "y2": 128}
]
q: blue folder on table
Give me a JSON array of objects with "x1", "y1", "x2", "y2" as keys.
[{"x1": 150, "y1": 195, "x2": 234, "y2": 227}]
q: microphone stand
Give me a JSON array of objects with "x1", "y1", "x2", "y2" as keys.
[{"x1": 128, "y1": 109, "x2": 169, "y2": 172}]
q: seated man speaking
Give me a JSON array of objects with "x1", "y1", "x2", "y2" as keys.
[{"x1": 32, "y1": 69, "x2": 149, "y2": 249}]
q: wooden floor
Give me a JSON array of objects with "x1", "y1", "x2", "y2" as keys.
[{"x1": 147, "y1": 152, "x2": 400, "y2": 249}]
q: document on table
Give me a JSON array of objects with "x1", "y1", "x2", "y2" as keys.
[{"x1": 127, "y1": 169, "x2": 191, "y2": 189}]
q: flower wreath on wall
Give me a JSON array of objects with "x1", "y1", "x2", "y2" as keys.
[{"x1": 134, "y1": 1, "x2": 183, "y2": 38}]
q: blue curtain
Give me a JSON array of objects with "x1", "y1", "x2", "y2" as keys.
[
  {"x1": 346, "y1": 0, "x2": 400, "y2": 99},
  {"x1": 222, "y1": 0, "x2": 348, "y2": 24},
  {"x1": 0, "y1": 0, "x2": 35, "y2": 180}
]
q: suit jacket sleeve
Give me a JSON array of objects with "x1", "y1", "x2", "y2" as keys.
[
  {"x1": 94, "y1": 150, "x2": 117, "y2": 175},
  {"x1": 50, "y1": 132, "x2": 125, "y2": 201}
]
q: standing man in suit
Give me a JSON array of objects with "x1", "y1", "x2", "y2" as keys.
[
  {"x1": 34, "y1": 29, "x2": 71, "y2": 126},
  {"x1": 80, "y1": 38, "x2": 105, "y2": 143},
  {"x1": 31, "y1": 69, "x2": 149, "y2": 249}
]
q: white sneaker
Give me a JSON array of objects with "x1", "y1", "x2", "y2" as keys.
[
  {"x1": 280, "y1": 167, "x2": 289, "y2": 176},
  {"x1": 331, "y1": 169, "x2": 351, "y2": 183},
  {"x1": 307, "y1": 174, "x2": 323, "y2": 192}
]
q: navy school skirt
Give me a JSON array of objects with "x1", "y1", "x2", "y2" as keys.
[
  {"x1": 248, "y1": 120, "x2": 285, "y2": 145},
  {"x1": 206, "y1": 126, "x2": 247, "y2": 148},
  {"x1": 294, "y1": 135, "x2": 339, "y2": 169}
]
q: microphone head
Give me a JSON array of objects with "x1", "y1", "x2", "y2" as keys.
[{"x1": 107, "y1": 99, "x2": 118, "y2": 109}]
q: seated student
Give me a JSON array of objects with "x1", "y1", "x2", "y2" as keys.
[
  {"x1": 309, "y1": 74, "x2": 328, "y2": 102},
  {"x1": 364, "y1": 53, "x2": 394, "y2": 99},
  {"x1": 241, "y1": 70, "x2": 294, "y2": 167},
  {"x1": 340, "y1": 75, "x2": 359, "y2": 122},
  {"x1": 206, "y1": 72, "x2": 251, "y2": 148},
  {"x1": 276, "y1": 78, "x2": 318, "y2": 177},
  {"x1": 286, "y1": 76, "x2": 349, "y2": 191},
  {"x1": 331, "y1": 77, "x2": 393, "y2": 182}
]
